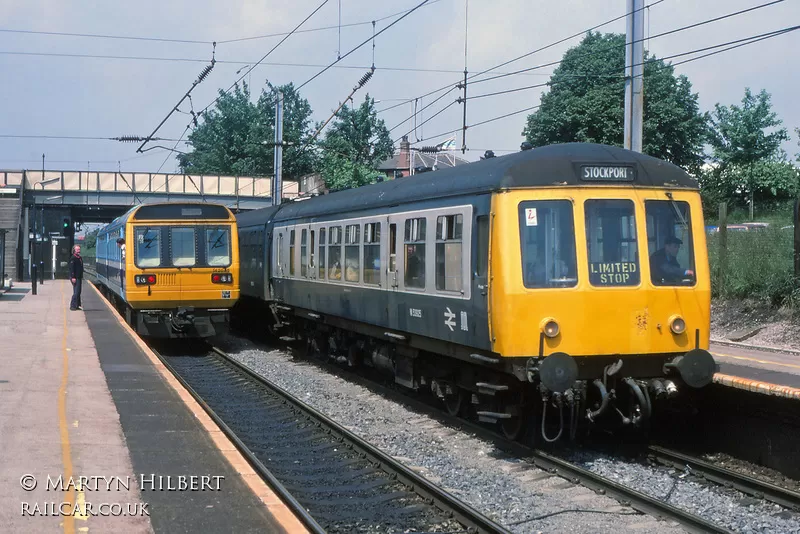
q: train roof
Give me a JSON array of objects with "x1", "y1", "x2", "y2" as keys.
[
  {"x1": 241, "y1": 143, "x2": 699, "y2": 224},
  {"x1": 100, "y1": 202, "x2": 235, "y2": 234}
]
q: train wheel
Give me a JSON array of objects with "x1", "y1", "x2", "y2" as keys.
[
  {"x1": 500, "y1": 413, "x2": 526, "y2": 441},
  {"x1": 444, "y1": 389, "x2": 465, "y2": 417}
]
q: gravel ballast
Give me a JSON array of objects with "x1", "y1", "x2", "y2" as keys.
[{"x1": 219, "y1": 335, "x2": 798, "y2": 533}]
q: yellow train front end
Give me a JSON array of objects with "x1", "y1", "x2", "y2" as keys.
[
  {"x1": 123, "y1": 203, "x2": 240, "y2": 339},
  {"x1": 490, "y1": 185, "x2": 715, "y2": 429}
]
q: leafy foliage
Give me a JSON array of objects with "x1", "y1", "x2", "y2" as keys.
[
  {"x1": 702, "y1": 88, "x2": 795, "y2": 214},
  {"x1": 319, "y1": 95, "x2": 393, "y2": 191},
  {"x1": 83, "y1": 228, "x2": 98, "y2": 249},
  {"x1": 178, "y1": 82, "x2": 317, "y2": 179},
  {"x1": 522, "y1": 32, "x2": 707, "y2": 174},
  {"x1": 707, "y1": 88, "x2": 789, "y2": 168}
]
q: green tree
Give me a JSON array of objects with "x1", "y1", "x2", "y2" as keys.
[
  {"x1": 83, "y1": 228, "x2": 99, "y2": 250},
  {"x1": 178, "y1": 82, "x2": 317, "y2": 179},
  {"x1": 522, "y1": 32, "x2": 707, "y2": 174},
  {"x1": 706, "y1": 88, "x2": 790, "y2": 218},
  {"x1": 319, "y1": 95, "x2": 393, "y2": 191}
]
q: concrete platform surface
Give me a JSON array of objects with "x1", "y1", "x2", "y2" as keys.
[
  {"x1": 711, "y1": 340, "x2": 800, "y2": 399},
  {"x1": 0, "y1": 280, "x2": 308, "y2": 533}
]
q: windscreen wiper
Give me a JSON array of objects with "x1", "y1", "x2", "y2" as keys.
[{"x1": 665, "y1": 192, "x2": 688, "y2": 229}]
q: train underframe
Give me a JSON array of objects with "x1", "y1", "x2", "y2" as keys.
[
  {"x1": 98, "y1": 285, "x2": 230, "y2": 339},
  {"x1": 235, "y1": 300, "x2": 717, "y2": 442}
]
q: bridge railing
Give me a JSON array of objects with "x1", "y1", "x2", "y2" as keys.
[{"x1": 20, "y1": 170, "x2": 298, "y2": 199}]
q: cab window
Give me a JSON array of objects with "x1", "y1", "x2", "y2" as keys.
[
  {"x1": 646, "y1": 200, "x2": 695, "y2": 286},
  {"x1": 170, "y1": 228, "x2": 196, "y2": 267},
  {"x1": 135, "y1": 227, "x2": 161, "y2": 268},
  {"x1": 519, "y1": 201, "x2": 577, "y2": 288},
  {"x1": 584, "y1": 199, "x2": 639, "y2": 286},
  {"x1": 206, "y1": 227, "x2": 231, "y2": 267}
]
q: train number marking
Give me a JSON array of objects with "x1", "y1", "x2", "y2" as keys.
[
  {"x1": 409, "y1": 308, "x2": 422, "y2": 318},
  {"x1": 444, "y1": 307, "x2": 456, "y2": 331},
  {"x1": 460, "y1": 311, "x2": 468, "y2": 332},
  {"x1": 222, "y1": 291, "x2": 231, "y2": 299},
  {"x1": 525, "y1": 208, "x2": 538, "y2": 226}
]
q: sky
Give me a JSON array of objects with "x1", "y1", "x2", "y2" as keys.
[{"x1": 0, "y1": 0, "x2": 798, "y2": 175}]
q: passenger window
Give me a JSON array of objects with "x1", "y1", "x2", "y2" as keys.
[
  {"x1": 300, "y1": 229, "x2": 308, "y2": 277},
  {"x1": 519, "y1": 201, "x2": 577, "y2": 288},
  {"x1": 319, "y1": 228, "x2": 327, "y2": 279},
  {"x1": 344, "y1": 224, "x2": 360, "y2": 282},
  {"x1": 584, "y1": 199, "x2": 639, "y2": 286},
  {"x1": 310, "y1": 230, "x2": 315, "y2": 272},
  {"x1": 328, "y1": 226, "x2": 342, "y2": 281},
  {"x1": 364, "y1": 222, "x2": 381, "y2": 285},
  {"x1": 389, "y1": 223, "x2": 397, "y2": 273},
  {"x1": 646, "y1": 200, "x2": 695, "y2": 286},
  {"x1": 404, "y1": 218, "x2": 426, "y2": 289},
  {"x1": 289, "y1": 229, "x2": 296, "y2": 276},
  {"x1": 277, "y1": 233, "x2": 283, "y2": 275},
  {"x1": 476, "y1": 215, "x2": 489, "y2": 277},
  {"x1": 170, "y1": 228, "x2": 196, "y2": 267},
  {"x1": 436, "y1": 214, "x2": 463, "y2": 292}
]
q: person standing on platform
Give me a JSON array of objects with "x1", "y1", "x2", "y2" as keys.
[
  {"x1": 69, "y1": 244, "x2": 84, "y2": 311},
  {"x1": 117, "y1": 238, "x2": 126, "y2": 290}
]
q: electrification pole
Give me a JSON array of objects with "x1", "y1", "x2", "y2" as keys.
[
  {"x1": 624, "y1": 0, "x2": 644, "y2": 152},
  {"x1": 272, "y1": 91, "x2": 284, "y2": 206}
]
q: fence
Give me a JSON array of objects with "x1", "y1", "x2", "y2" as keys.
[{"x1": 709, "y1": 200, "x2": 800, "y2": 306}]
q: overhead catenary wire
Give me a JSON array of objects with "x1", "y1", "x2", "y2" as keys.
[
  {"x1": 465, "y1": 24, "x2": 800, "y2": 102},
  {"x1": 0, "y1": 0, "x2": 446, "y2": 46},
  {"x1": 402, "y1": 23, "x2": 799, "y2": 147},
  {"x1": 296, "y1": 0, "x2": 432, "y2": 91},
  {"x1": 0, "y1": 134, "x2": 183, "y2": 141},
  {"x1": 0, "y1": 50, "x2": 561, "y2": 77},
  {"x1": 468, "y1": 0, "x2": 786, "y2": 87},
  {"x1": 136, "y1": 50, "x2": 216, "y2": 153},
  {"x1": 195, "y1": 0, "x2": 331, "y2": 120},
  {"x1": 375, "y1": 0, "x2": 669, "y2": 116},
  {"x1": 217, "y1": 0, "x2": 447, "y2": 44},
  {"x1": 379, "y1": 0, "x2": 788, "y2": 146}
]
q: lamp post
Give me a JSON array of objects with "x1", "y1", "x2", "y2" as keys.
[{"x1": 33, "y1": 176, "x2": 61, "y2": 285}]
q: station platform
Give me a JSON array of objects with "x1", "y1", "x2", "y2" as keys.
[
  {"x1": 711, "y1": 340, "x2": 800, "y2": 400},
  {"x1": 0, "y1": 280, "x2": 307, "y2": 533}
]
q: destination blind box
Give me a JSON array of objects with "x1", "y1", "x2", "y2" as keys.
[{"x1": 578, "y1": 164, "x2": 636, "y2": 182}]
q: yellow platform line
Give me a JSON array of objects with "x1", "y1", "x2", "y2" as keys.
[
  {"x1": 712, "y1": 351, "x2": 800, "y2": 371},
  {"x1": 60, "y1": 284, "x2": 76, "y2": 534}
]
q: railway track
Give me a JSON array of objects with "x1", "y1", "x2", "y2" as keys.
[
  {"x1": 154, "y1": 345, "x2": 510, "y2": 534},
  {"x1": 248, "y1": 339, "x2": 800, "y2": 534},
  {"x1": 646, "y1": 445, "x2": 800, "y2": 512}
]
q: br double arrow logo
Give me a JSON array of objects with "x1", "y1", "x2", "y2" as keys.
[{"x1": 444, "y1": 307, "x2": 456, "y2": 331}]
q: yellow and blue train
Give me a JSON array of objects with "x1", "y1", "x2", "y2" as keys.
[
  {"x1": 234, "y1": 143, "x2": 717, "y2": 442},
  {"x1": 95, "y1": 202, "x2": 239, "y2": 338}
]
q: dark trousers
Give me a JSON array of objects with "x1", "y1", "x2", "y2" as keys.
[
  {"x1": 120, "y1": 270, "x2": 125, "y2": 291},
  {"x1": 70, "y1": 279, "x2": 82, "y2": 310}
]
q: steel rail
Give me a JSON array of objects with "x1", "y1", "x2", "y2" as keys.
[
  {"x1": 152, "y1": 347, "x2": 327, "y2": 534},
  {"x1": 263, "y1": 345, "x2": 735, "y2": 534},
  {"x1": 209, "y1": 346, "x2": 512, "y2": 534},
  {"x1": 647, "y1": 445, "x2": 800, "y2": 511}
]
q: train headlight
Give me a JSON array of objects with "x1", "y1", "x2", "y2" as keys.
[
  {"x1": 135, "y1": 274, "x2": 156, "y2": 285},
  {"x1": 669, "y1": 315, "x2": 686, "y2": 335},
  {"x1": 211, "y1": 273, "x2": 233, "y2": 284},
  {"x1": 540, "y1": 318, "x2": 560, "y2": 338}
]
